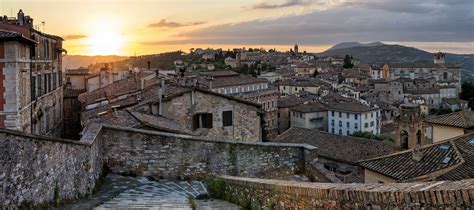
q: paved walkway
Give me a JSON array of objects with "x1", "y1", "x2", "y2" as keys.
[{"x1": 61, "y1": 174, "x2": 240, "y2": 210}]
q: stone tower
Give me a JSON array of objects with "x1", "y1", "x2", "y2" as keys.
[
  {"x1": 433, "y1": 52, "x2": 445, "y2": 64},
  {"x1": 395, "y1": 103, "x2": 425, "y2": 150}
]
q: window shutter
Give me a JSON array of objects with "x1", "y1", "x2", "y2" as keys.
[
  {"x1": 192, "y1": 114, "x2": 198, "y2": 130},
  {"x1": 205, "y1": 113, "x2": 213, "y2": 128}
]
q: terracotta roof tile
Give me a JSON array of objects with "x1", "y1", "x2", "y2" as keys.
[
  {"x1": 360, "y1": 133, "x2": 474, "y2": 181},
  {"x1": 424, "y1": 111, "x2": 474, "y2": 129},
  {"x1": 273, "y1": 127, "x2": 394, "y2": 163}
]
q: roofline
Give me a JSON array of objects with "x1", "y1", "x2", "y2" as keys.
[
  {"x1": 0, "y1": 33, "x2": 37, "y2": 45},
  {"x1": 359, "y1": 132, "x2": 474, "y2": 179}
]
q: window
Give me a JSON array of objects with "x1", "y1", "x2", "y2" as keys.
[
  {"x1": 346, "y1": 122, "x2": 350, "y2": 128},
  {"x1": 222, "y1": 111, "x2": 233, "y2": 127},
  {"x1": 355, "y1": 123, "x2": 358, "y2": 129},
  {"x1": 370, "y1": 121, "x2": 374, "y2": 127},
  {"x1": 331, "y1": 111, "x2": 334, "y2": 116},
  {"x1": 331, "y1": 120, "x2": 334, "y2": 126},
  {"x1": 338, "y1": 121, "x2": 342, "y2": 126},
  {"x1": 193, "y1": 113, "x2": 213, "y2": 129},
  {"x1": 371, "y1": 113, "x2": 373, "y2": 118},
  {"x1": 339, "y1": 129, "x2": 342, "y2": 135},
  {"x1": 339, "y1": 112, "x2": 342, "y2": 117},
  {"x1": 331, "y1": 128, "x2": 334, "y2": 133},
  {"x1": 346, "y1": 113, "x2": 349, "y2": 118},
  {"x1": 31, "y1": 76, "x2": 36, "y2": 101},
  {"x1": 365, "y1": 123, "x2": 368, "y2": 128},
  {"x1": 355, "y1": 114, "x2": 358, "y2": 120},
  {"x1": 347, "y1": 130, "x2": 350, "y2": 135}
]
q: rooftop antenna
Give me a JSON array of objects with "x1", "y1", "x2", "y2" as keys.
[{"x1": 41, "y1": 21, "x2": 45, "y2": 32}]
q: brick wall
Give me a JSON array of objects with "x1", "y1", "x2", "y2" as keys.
[{"x1": 221, "y1": 176, "x2": 474, "y2": 209}]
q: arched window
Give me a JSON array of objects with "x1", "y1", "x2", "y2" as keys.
[
  {"x1": 443, "y1": 72, "x2": 448, "y2": 80},
  {"x1": 400, "y1": 130, "x2": 409, "y2": 149}
]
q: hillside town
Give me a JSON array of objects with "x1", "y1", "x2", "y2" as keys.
[{"x1": 1, "y1": 9, "x2": 473, "y2": 209}]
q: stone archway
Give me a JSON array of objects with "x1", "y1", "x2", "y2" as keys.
[
  {"x1": 416, "y1": 130, "x2": 422, "y2": 145},
  {"x1": 400, "y1": 130, "x2": 409, "y2": 149}
]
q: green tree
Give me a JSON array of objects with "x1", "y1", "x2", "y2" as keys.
[
  {"x1": 343, "y1": 54, "x2": 354, "y2": 69},
  {"x1": 460, "y1": 82, "x2": 474, "y2": 109},
  {"x1": 239, "y1": 64, "x2": 249, "y2": 75},
  {"x1": 351, "y1": 131, "x2": 394, "y2": 143}
]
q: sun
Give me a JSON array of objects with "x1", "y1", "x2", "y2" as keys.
[
  {"x1": 87, "y1": 31, "x2": 124, "y2": 55},
  {"x1": 85, "y1": 18, "x2": 126, "y2": 55}
]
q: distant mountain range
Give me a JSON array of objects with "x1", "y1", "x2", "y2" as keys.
[
  {"x1": 327, "y1": 42, "x2": 385, "y2": 51},
  {"x1": 63, "y1": 55, "x2": 128, "y2": 70},
  {"x1": 318, "y1": 42, "x2": 474, "y2": 81}
]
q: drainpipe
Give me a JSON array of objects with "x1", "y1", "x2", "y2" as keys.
[
  {"x1": 158, "y1": 79, "x2": 164, "y2": 115},
  {"x1": 30, "y1": 62, "x2": 34, "y2": 133}
]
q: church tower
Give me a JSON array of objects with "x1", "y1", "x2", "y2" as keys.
[
  {"x1": 294, "y1": 44, "x2": 299, "y2": 54},
  {"x1": 395, "y1": 103, "x2": 425, "y2": 150},
  {"x1": 433, "y1": 52, "x2": 445, "y2": 64}
]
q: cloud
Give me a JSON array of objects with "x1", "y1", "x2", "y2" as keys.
[
  {"x1": 148, "y1": 19, "x2": 206, "y2": 28},
  {"x1": 252, "y1": 0, "x2": 314, "y2": 9},
  {"x1": 164, "y1": 0, "x2": 473, "y2": 46},
  {"x1": 63, "y1": 34, "x2": 86, "y2": 40}
]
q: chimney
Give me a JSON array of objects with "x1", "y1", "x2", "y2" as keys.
[
  {"x1": 412, "y1": 145, "x2": 423, "y2": 162},
  {"x1": 147, "y1": 61, "x2": 151, "y2": 70}
]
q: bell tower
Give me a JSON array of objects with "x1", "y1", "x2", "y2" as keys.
[
  {"x1": 395, "y1": 103, "x2": 425, "y2": 150},
  {"x1": 433, "y1": 52, "x2": 445, "y2": 64}
]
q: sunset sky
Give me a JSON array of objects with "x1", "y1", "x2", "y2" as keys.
[{"x1": 2, "y1": 0, "x2": 473, "y2": 55}]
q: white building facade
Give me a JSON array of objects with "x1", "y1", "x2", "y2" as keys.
[{"x1": 328, "y1": 109, "x2": 381, "y2": 136}]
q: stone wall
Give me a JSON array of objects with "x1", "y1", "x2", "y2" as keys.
[
  {"x1": 100, "y1": 125, "x2": 315, "y2": 180},
  {"x1": 2, "y1": 123, "x2": 473, "y2": 208},
  {"x1": 221, "y1": 176, "x2": 474, "y2": 209},
  {"x1": 161, "y1": 91, "x2": 262, "y2": 142},
  {"x1": 0, "y1": 127, "x2": 102, "y2": 207}
]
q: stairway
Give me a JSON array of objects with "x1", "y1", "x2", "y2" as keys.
[{"x1": 94, "y1": 176, "x2": 240, "y2": 210}]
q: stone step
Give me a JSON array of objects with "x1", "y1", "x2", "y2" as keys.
[
  {"x1": 94, "y1": 177, "x2": 216, "y2": 210},
  {"x1": 189, "y1": 181, "x2": 209, "y2": 198}
]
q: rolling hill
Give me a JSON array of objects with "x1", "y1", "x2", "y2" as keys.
[
  {"x1": 317, "y1": 43, "x2": 474, "y2": 81},
  {"x1": 63, "y1": 55, "x2": 129, "y2": 70},
  {"x1": 327, "y1": 41, "x2": 385, "y2": 51}
]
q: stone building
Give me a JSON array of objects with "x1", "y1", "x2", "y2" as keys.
[
  {"x1": 133, "y1": 85, "x2": 263, "y2": 142},
  {"x1": 65, "y1": 68, "x2": 88, "y2": 91},
  {"x1": 231, "y1": 87, "x2": 279, "y2": 139},
  {"x1": 277, "y1": 93, "x2": 318, "y2": 134},
  {"x1": 195, "y1": 70, "x2": 269, "y2": 95},
  {"x1": 360, "y1": 132, "x2": 474, "y2": 183},
  {"x1": 0, "y1": 10, "x2": 65, "y2": 136},
  {"x1": 381, "y1": 52, "x2": 461, "y2": 93},
  {"x1": 278, "y1": 77, "x2": 329, "y2": 96},
  {"x1": 394, "y1": 103, "x2": 426, "y2": 150},
  {"x1": 369, "y1": 77, "x2": 458, "y2": 109},
  {"x1": 289, "y1": 101, "x2": 328, "y2": 131}
]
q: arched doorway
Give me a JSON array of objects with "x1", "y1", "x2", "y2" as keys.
[{"x1": 400, "y1": 130, "x2": 409, "y2": 149}]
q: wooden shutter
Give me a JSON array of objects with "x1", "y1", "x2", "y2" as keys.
[
  {"x1": 192, "y1": 114, "x2": 199, "y2": 130},
  {"x1": 205, "y1": 113, "x2": 213, "y2": 128}
]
